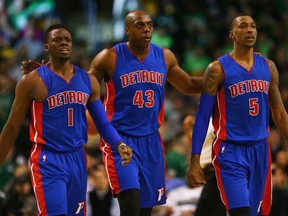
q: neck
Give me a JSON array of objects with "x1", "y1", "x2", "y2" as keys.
[
  {"x1": 230, "y1": 47, "x2": 254, "y2": 61},
  {"x1": 49, "y1": 60, "x2": 73, "y2": 75},
  {"x1": 127, "y1": 42, "x2": 149, "y2": 55},
  {"x1": 230, "y1": 47, "x2": 254, "y2": 70}
]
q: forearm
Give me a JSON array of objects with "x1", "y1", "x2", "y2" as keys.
[
  {"x1": 190, "y1": 76, "x2": 204, "y2": 94},
  {"x1": 0, "y1": 124, "x2": 19, "y2": 164},
  {"x1": 272, "y1": 109, "x2": 288, "y2": 141},
  {"x1": 191, "y1": 94, "x2": 216, "y2": 154},
  {"x1": 87, "y1": 99, "x2": 122, "y2": 148}
]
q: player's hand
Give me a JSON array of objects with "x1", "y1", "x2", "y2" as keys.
[
  {"x1": 186, "y1": 154, "x2": 206, "y2": 187},
  {"x1": 117, "y1": 143, "x2": 132, "y2": 166},
  {"x1": 20, "y1": 59, "x2": 46, "y2": 74}
]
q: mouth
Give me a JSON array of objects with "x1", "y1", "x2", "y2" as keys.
[
  {"x1": 246, "y1": 35, "x2": 254, "y2": 40},
  {"x1": 143, "y1": 35, "x2": 151, "y2": 41},
  {"x1": 60, "y1": 48, "x2": 70, "y2": 54}
]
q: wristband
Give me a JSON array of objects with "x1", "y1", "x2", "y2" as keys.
[
  {"x1": 192, "y1": 94, "x2": 216, "y2": 154},
  {"x1": 87, "y1": 99, "x2": 122, "y2": 148}
]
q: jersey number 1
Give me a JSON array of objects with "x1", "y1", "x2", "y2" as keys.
[{"x1": 68, "y1": 108, "x2": 74, "y2": 126}]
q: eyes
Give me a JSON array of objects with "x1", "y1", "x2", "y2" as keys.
[
  {"x1": 134, "y1": 21, "x2": 153, "y2": 29},
  {"x1": 238, "y1": 22, "x2": 256, "y2": 29},
  {"x1": 52, "y1": 37, "x2": 72, "y2": 43}
]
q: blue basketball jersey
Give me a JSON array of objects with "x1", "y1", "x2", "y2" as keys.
[
  {"x1": 215, "y1": 53, "x2": 271, "y2": 143},
  {"x1": 104, "y1": 42, "x2": 167, "y2": 137},
  {"x1": 30, "y1": 65, "x2": 91, "y2": 152}
]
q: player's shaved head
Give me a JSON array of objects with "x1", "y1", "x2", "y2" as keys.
[{"x1": 125, "y1": 10, "x2": 150, "y2": 27}]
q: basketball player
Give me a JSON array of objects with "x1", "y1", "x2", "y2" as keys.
[
  {"x1": 87, "y1": 10, "x2": 204, "y2": 216},
  {"x1": 0, "y1": 24, "x2": 132, "y2": 216},
  {"x1": 186, "y1": 15, "x2": 288, "y2": 216}
]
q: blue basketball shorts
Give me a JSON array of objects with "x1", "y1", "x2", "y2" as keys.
[
  {"x1": 30, "y1": 144, "x2": 87, "y2": 215},
  {"x1": 100, "y1": 131, "x2": 167, "y2": 208},
  {"x1": 212, "y1": 138, "x2": 272, "y2": 216}
]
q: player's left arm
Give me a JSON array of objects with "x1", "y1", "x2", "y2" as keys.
[
  {"x1": 186, "y1": 60, "x2": 223, "y2": 187},
  {"x1": 267, "y1": 59, "x2": 288, "y2": 141},
  {"x1": 87, "y1": 74, "x2": 132, "y2": 165}
]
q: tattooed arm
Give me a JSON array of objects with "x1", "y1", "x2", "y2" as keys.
[
  {"x1": 201, "y1": 61, "x2": 224, "y2": 95},
  {"x1": 186, "y1": 60, "x2": 224, "y2": 187},
  {"x1": 267, "y1": 59, "x2": 288, "y2": 141}
]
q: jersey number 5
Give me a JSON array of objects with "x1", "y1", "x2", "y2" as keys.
[
  {"x1": 133, "y1": 90, "x2": 155, "y2": 108},
  {"x1": 249, "y1": 98, "x2": 259, "y2": 116}
]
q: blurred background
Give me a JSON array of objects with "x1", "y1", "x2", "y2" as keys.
[{"x1": 1, "y1": 0, "x2": 288, "y2": 215}]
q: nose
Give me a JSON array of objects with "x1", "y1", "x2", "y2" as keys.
[
  {"x1": 247, "y1": 26, "x2": 254, "y2": 32},
  {"x1": 61, "y1": 39, "x2": 69, "y2": 45},
  {"x1": 143, "y1": 25, "x2": 150, "y2": 32},
  {"x1": 143, "y1": 23, "x2": 153, "y2": 31}
]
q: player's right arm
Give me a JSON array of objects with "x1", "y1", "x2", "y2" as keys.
[
  {"x1": 0, "y1": 71, "x2": 41, "y2": 164},
  {"x1": 186, "y1": 60, "x2": 223, "y2": 187}
]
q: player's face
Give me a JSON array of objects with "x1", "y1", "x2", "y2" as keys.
[
  {"x1": 46, "y1": 28, "x2": 72, "y2": 60},
  {"x1": 231, "y1": 16, "x2": 257, "y2": 48},
  {"x1": 126, "y1": 12, "x2": 153, "y2": 47}
]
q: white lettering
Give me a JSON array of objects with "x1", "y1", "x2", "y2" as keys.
[
  {"x1": 228, "y1": 79, "x2": 270, "y2": 98},
  {"x1": 75, "y1": 202, "x2": 85, "y2": 214},
  {"x1": 47, "y1": 91, "x2": 89, "y2": 109},
  {"x1": 157, "y1": 188, "x2": 164, "y2": 201},
  {"x1": 120, "y1": 70, "x2": 165, "y2": 88}
]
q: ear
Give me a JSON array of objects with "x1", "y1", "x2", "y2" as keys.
[
  {"x1": 229, "y1": 31, "x2": 234, "y2": 39},
  {"x1": 44, "y1": 44, "x2": 49, "y2": 52},
  {"x1": 125, "y1": 27, "x2": 129, "y2": 36}
]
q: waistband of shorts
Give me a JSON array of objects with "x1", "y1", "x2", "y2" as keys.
[
  {"x1": 32, "y1": 143, "x2": 85, "y2": 153},
  {"x1": 220, "y1": 138, "x2": 267, "y2": 147}
]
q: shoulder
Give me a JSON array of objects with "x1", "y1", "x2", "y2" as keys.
[
  {"x1": 264, "y1": 57, "x2": 276, "y2": 68},
  {"x1": 205, "y1": 60, "x2": 223, "y2": 74},
  {"x1": 162, "y1": 47, "x2": 173, "y2": 56},
  {"x1": 264, "y1": 58, "x2": 279, "y2": 81},
  {"x1": 92, "y1": 47, "x2": 116, "y2": 65},
  {"x1": 16, "y1": 70, "x2": 44, "y2": 99},
  {"x1": 262, "y1": 57, "x2": 278, "y2": 75},
  {"x1": 19, "y1": 70, "x2": 41, "y2": 85},
  {"x1": 89, "y1": 47, "x2": 116, "y2": 73},
  {"x1": 100, "y1": 47, "x2": 116, "y2": 57},
  {"x1": 162, "y1": 47, "x2": 177, "y2": 65}
]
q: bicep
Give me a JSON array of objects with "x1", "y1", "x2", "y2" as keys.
[
  {"x1": 202, "y1": 61, "x2": 224, "y2": 95},
  {"x1": 89, "y1": 48, "x2": 116, "y2": 82},
  {"x1": 88, "y1": 74, "x2": 101, "y2": 103},
  {"x1": 268, "y1": 60, "x2": 285, "y2": 113},
  {"x1": 89, "y1": 56, "x2": 106, "y2": 82}
]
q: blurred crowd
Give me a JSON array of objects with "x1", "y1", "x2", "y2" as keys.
[{"x1": 1, "y1": 0, "x2": 288, "y2": 215}]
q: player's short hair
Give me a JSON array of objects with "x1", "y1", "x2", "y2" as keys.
[
  {"x1": 228, "y1": 14, "x2": 251, "y2": 31},
  {"x1": 44, "y1": 24, "x2": 72, "y2": 43}
]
